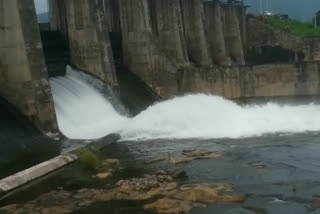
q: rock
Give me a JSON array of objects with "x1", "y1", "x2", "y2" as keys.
[
  {"x1": 182, "y1": 149, "x2": 210, "y2": 157},
  {"x1": 113, "y1": 174, "x2": 177, "y2": 200},
  {"x1": 2, "y1": 171, "x2": 244, "y2": 214},
  {"x1": 41, "y1": 206, "x2": 72, "y2": 214},
  {"x1": 156, "y1": 170, "x2": 167, "y2": 176},
  {"x1": 170, "y1": 170, "x2": 188, "y2": 180},
  {"x1": 170, "y1": 157, "x2": 195, "y2": 164},
  {"x1": 248, "y1": 161, "x2": 267, "y2": 169},
  {"x1": 144, "y1": 198, "x2": 206, "y2": 214},
  {"x1": 182, "y1": 149, "x2": 221, "y2": 159},
  {"x1": 312, "y1": 198, "x2": 320, "y2": 209},
  {"x1": 171, "y1": 149, "x2": 222, "y2": 164},
  {"x1": 243, "y1": 206, "x2": 267, "y2": 214},
  {"x1": 0, "y1": 204, "x2": 17, "y2": 213},
  {"x1": 95, "y1": 172, "x2": 112, "y2": 180},
  {"x1": 101, "y1": 159, "x2": 120, "y2": 169},
  {"x1": 172, "y1": 183, "x2": 245, "y2": 204}
]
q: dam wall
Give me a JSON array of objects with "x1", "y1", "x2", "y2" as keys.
[
  {"x1": 0, "y1": 0, "x2": 56, "y2": 133},
  {"x1": 49, "y1": 0, "x2": 118, "y2": 88},
  {"x1": 117, "y1": 0, "x2": 247, "y2": 97},
  {"x1": 177, "y1": 62, "x2": 320, "y2": 98}
]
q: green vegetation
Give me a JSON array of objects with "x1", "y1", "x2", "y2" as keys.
[
  {"x1": 264, "y1": 17, "x2": 320, "y2": 38},
  {"x1": 177, "y1": 63, "x2": 196, "y2": 72},
  {"x1": 75, "y1": 148, "x2": 100, "y2": 171}
]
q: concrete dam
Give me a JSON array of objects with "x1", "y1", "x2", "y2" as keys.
[{"x1": 1, "y1": 0, "x2": 320, "y2": 135}]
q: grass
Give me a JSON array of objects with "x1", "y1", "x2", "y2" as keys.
[{"x1": 264, "y1": 17, "x2": 320, "y2": 38}]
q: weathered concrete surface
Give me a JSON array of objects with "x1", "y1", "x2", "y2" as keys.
[
  {"x1": 177, "y1": 62, "x2": 320, "y2": 98},
  {"x1": 247, "y1": 18, "x2": 320, "y2": 63},
  {"x1": 49, "y1": 0, "x2": 118, "y2": 88},
  {"x1": 150, "y1": 0, "x2": 188, "y2": 63},
  {"x1": 221, "y1": 4, "x2": 245, "y2": 65},
  {"x1": 0, "y1": 0, "x2": 57, "y2": 133},
  {"x1": 203, "y1": 1, "x2": 230, "y2": 66},
  {"x1": 181, "y1": 0, "x2": 212, "y2": 66},
  {"x1": 0, "y1": 154, "x2": 78, "y2": 194},
  {"x1": 119, "y1": 0, "x2": 179, "y2": 97}
]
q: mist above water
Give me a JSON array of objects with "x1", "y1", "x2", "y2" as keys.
[{"x1": 50, "y1": 68, "x2": 320, "y2": 140}]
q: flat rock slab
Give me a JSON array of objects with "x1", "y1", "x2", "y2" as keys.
[{"x1": 0, "y1": 153, "x2": 78, "y2": 194}]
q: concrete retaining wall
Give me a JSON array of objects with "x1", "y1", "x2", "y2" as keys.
[{"x1": 177, "y1": 62, "x2": 320, "y2": 98}]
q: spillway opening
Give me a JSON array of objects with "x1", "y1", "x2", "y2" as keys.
[{"x1": 40, "y1": 30, "x2": 70, "y2": 77}]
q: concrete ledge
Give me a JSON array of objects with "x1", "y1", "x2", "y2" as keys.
[{"x1": 0, "y1": 153, "x2": 78, "y2": 194}]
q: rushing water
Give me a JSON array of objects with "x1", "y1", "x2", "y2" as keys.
[{"x1": 50, "y1": 67, "x2": 320, "y2": 141}]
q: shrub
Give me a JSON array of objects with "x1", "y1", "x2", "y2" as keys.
[
  {"x1": 76, "y1": 148, "x2": 100, "y2": 171},
  {"x1": 264, "y1": 17, "x2": 320, "y2": 38}
]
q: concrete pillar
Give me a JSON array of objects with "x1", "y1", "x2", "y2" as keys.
[
  {"x1": 149, "y1": 0, "x2": 188, "y2": 63},
  {"x1": 49, "y1": 0, "x2": 118, "y2": 88},
  {"x1": 237, "y1": 5, "x2": 247, "y2": 57},
  {"x1": 119, "y1": 0, "x2": 178, "y2": 97},
  {"x1": 118, "y1": 0, "x2": 154, "y2": 82},
  {"x1": 49, "y1": 0, "x2": 68, "y2": 37},
  {"x1": 222, "y1": 3, "x2": 246, "y2": 65},
  {"x1": 180, "y1": 0, "x2": 212, "y2": 66},
  {"x1": 103, "y1": 0, "x2": 121, "y2": 34},
  {"x1": 203, "y1": 1, "x2": 231, "y2": 66},
  {"x1": 0, "y1": 0, "x2": 57, "y2": 133}
]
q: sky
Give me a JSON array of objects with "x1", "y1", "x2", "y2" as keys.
[
  {"x1": 244, "y1": 0, "x2": 320, "y2": 22},
  {"x1": 34, "y1": 0, "x2": 48, "y2": 14}
]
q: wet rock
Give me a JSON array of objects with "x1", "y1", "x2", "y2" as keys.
[
  {"x1": 313, "y1": 198, "x2": 320, "y2": 209},
  {"x1": 170, "y1": 156, "x2": 194, "y2": 164},
  {"x1": 156, "y1": 170, "x2": 167, "y2": 176},
  {"x1": 144, "y1": 198, "x2": 206, "y2": 214},
  {"x1": 172, "y1": 183, "x2": 245, "y2": 204},
  {"x1": 0, "y1": 204, "x2": 17, "y2": 213},
  {"x1": 170, "y1": 170, "x2": 188, "y2": 180},
  {"x1": 243, "y1": 206, "x2": 267, "y2": 214},
  {"x1": 41, "y1": 206, "x2": 72, "y2": 214},
  {"x1": 95, "y1": 172, "x2": 112, "y2": 180},
  {"x1": 248, "y1": 161, "x2": 267, "y2": 169},
  {"x1": 171, "y1": 149, "x2": 222, "y2": 164},
  {"x1": 1, "y1": 172, "x2": 244, "y2": 214},
  {"x1": 114, "y1": 173, "x2": 177, "y2": 200}
]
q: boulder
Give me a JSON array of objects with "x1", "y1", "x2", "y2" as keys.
[{"x1": 144, "y1": 198, "x2": 206, "y2": 214}]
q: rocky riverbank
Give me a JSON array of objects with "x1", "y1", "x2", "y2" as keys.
[{"x1": 0, "y1": 169, "x2": 244, "y2": 214}]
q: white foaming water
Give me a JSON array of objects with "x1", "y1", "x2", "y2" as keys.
[
  {"x1": 50, "y1": 68, "x2": 128, "y2": 139},
  {"x1": 50, "y1": 67, "x2": 320, "y2": 140}
]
